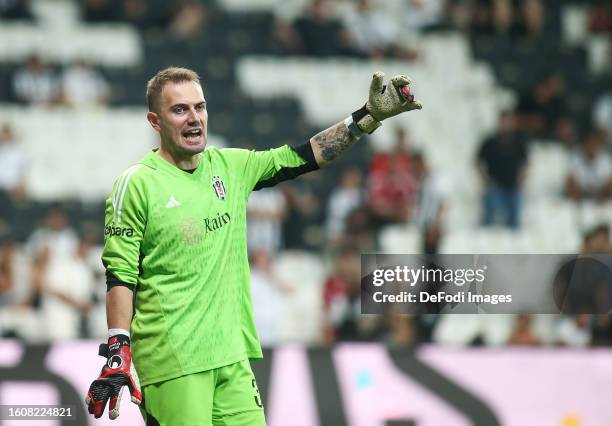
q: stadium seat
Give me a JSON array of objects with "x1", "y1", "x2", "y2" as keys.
[
  {"x1": 0, "y1": 20, "x2": 142, "y2": 66},
  {"x1": 272, "y1": 250, "x2": 326, "y2": 344},
  {"x1": 562, "y1": 4, "x2": 591, "y2": 46},
  {"x1": 379, "y1": 224, "x2": 422, "y2": 253},
  {"x1": 586, "y1": 35, "x2": 611, "y2": 75},
  {"x1": 0, "y1": 106, "x2": 229, "y2": 200},
  {"x1": 525, "y1": 142, "x2": 570, "y2": 199}
]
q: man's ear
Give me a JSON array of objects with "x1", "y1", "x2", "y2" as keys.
[{"x1": 147, "y1": 111, "x2": 161, "y2": 132}]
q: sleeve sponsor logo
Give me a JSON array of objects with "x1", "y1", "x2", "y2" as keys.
[{"x1": 104, "y1": 226, "x2": 135, "y2": 238}]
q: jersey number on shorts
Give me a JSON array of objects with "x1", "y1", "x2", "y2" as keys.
[{"x1": 251, "y1": 378, "x2": 263, "y2": 408}]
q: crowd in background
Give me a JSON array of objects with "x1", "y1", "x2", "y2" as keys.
[
  {"x1": 11, "y1": 55, "x2": 110, "y2": 108},
  {"x1": 1, "y1": 0, "x2": 612, "y2": 348}
]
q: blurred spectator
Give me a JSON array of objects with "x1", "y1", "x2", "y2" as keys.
[
  {"x1": 517, "y1": 0, "x2": 545, "y2": 39},
  {"x1": 469, "y1": 0, "x2": 518, "y2": 36},
  {"x1": 0, "y1": 239, "x2": 15, "y2": 309},
  {"x1": 603, "y1": 35, "x2": 612, "y2": 76},
  {"x1": 586, "y1": 224, "x2": 611, "y2": 254},
  {"x1": 121, "y1": 0, "x2": 150, "y2": 31},
  {"x1": 591, "y1": 225, "x2": 612, "y2": 344},
  {"x1": 13, "y1": 207, "x2": 79, "y2": 338},
  {"x1": 0, "y1": 0, "x2": 32, "y2": 19},
  {"x1": 397, "y1": 0, "x2": 447, "y2": 35},
  {"x1": 589, "y1": 0, "x2": 612, "y2": 34},
  {"x1": 517, "y1": 75, "x2": 568, "y2": 141},
  {"x1": 323, "y1": 246, "x2": 382, "y2": 343},
  {"x1": 250, "y1": 250, "x2": 290, "y2": 346},
  {"x1": 345, "y1": 0, "x2": 416, "y2": 60},
  {"x1": 82, "y1": 0, "x2": 119, "y2": 22},
  {"x1": 477, "y1": 110, "x2": 528, "y2": 229},
  {"x1": 550, "y1": 225, "x2": 612, "y2": 348},
  {"x1": 0, "y1": 236, "x2": 42, "y2": 340},
  {"x1": 446, "y1": 0, "x2": 472, "y2": 32},
  {"x1": 469, "y1": 0, "x2": 493, "y2": 36},
  {"x1": 40, "y1": 239, "x2": 95, "y2": 340},
  {"x1": 593, "y1": 91, "x2": 612, "y2": 146},
  {"x1": 565, "y1": 129, "x2": 612, "y2": 202},
  {"x1": 392, "y1": 0, "x2": 446, "y2": 54},
  {"x1": 247, "y1": 187, "x2": 287, "y2": 254},
  {"x1": 553, "y1": 225, "x2": 611, "y2": 315},
  {"x1": 592, "y1": 315, "x2": 612, "y2": 346},
  {"x1": 84, "y1": 0, "x2": 156, "y2": 30},
  {"x1": 80, "y1": 237, "x2": 110, "y2": 339},
  {"x1": 491, "y1": 0, "x2": 517, "y2": 36},
  {"x1": 61, "y1": 60, "x2": 110, "y2": 108},
  {"x1": 12, "y1": 55, "x2": 61, "y2": 106},
  {"x1": 433, "y1": 314, "x2": 514, "y2": 346},
  {"x1": 283, "y1": 0, "x2": 353, "y2": 56},
  {"x1": 556, "y1": 314, "x2": 592, "y2": 347},
  {"x1": 554, "y1": 118, "x2": 579, "y2": 148},
  {"x1": 507, "y1": 314, "x2": 540, "y2": 346},
  {"x1": 0, "y1": 123, "x2": 27, "y2": 203},
  {"x1": 282, "y1": 173, "x2": 326, "y2": 250},
  {"x1": 27, "y1": 206, "x2": 79, "y2": 263},
  {"x1": 343, "y1": 205, "x2": 377, "y2": 252},
  {"x1": 412, "y1": 152, "x2": 447, "y2": 255},
  {"x1": 167, "y1": 0, "x2": 206, "y2": 40},
  {"x1": 273, "y1": 18, "x2": 303, "y2": 54},
  {"x1": 325, "y1": 167, "x2": 364, "y2": 246},
  {"x1": 367, "y1": 128, "x2": 417, "y2": 227},
  {"x1": 385, "y1": 311, "x2": 417, "y2": 348}
]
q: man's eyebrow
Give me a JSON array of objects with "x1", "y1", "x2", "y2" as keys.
[{"x1": 169, "y1": 101, "x2": 206, "y2": 109}]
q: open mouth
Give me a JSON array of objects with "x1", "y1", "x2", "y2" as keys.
[{"x1": 182, "y1": 128, "x2": 203, "y2": 142}]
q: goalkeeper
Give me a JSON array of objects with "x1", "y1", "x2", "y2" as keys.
[{"x1": 85, "y1": 67, "x2": 421, "y2": 425}]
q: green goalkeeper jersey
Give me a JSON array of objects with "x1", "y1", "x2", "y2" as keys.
[{"x1": 102, "y1": 145, "x2": 317, "y2": 385}]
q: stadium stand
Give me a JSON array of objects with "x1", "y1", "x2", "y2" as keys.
[{"x1": 0, "y1": 0, "x2": 611, "y2": 346}]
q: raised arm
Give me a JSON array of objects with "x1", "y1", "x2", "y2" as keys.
[
  {"x1": 310, "y1": 71, "x2": 422, "y2": 168},
  {"x1": 310, "y1": 120, "x2": 357, "y2": 167}
]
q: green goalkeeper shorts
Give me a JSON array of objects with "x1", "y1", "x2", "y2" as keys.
[{"x1": 140, "y1": 359, "x2": 266, "y2": 426}]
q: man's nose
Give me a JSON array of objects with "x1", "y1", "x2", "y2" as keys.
[{"x1": 187, "y1": 107, "x2": 200, "y2": 123}]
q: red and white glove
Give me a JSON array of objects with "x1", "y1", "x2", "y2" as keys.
[{"x1": 85, "y1": 334, "x2": 142, "y2": 419}]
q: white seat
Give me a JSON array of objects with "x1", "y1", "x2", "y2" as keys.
[
  {"x1": 379, "y1": 224, "x2": 421, "y2": 253},
  {"x1": 273, "y1": 250, "x2": 326, "y2": 344},
  {"x1": 525, "y1": 143, "x2": 570, "y2": 198},
  {"x1": 31, "y1": 0, "x2": 79, "y2": 27},
  {"x1": 0, "y1": 23, "x2": 142, "y2": 66},
  {"x1": 562, "y1": 5, "x2": 591, "y2": 46},
  {"x1": 586, "y1": 35, "x2": 611, "y2": 75}
]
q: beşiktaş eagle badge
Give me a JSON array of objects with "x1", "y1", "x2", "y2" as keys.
[{"x1": 212, "y1": 176, "x2": 226, "y2": 200}]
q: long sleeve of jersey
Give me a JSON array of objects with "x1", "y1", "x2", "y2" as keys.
[
  {"x1": 102, "y1": 164, "x2": 148, "y2": 288},
  {"x1": 222, "y1": 143, "x2": 319, "y2": 195}
]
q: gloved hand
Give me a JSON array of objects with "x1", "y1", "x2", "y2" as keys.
[
  {"x1": 85, "y1": 334, "x2": 142, "y2": 419},
  {"x1": 353, "y1": 71, "x2": 423, "y2": 134}
]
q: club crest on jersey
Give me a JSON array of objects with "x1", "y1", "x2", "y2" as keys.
[{"x1": 212, "y1": 176, "x2": 226, "y2": 200}]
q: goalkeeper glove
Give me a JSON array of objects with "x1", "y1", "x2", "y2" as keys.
[
  {"x1": 350, "y1": 71, "x2": 423, "y2": 135},
  {"x1": 85, "y1": 334, "x2": 142, "y2": 419}
]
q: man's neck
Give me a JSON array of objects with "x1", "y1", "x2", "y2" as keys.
[{"x1": 156, "y1": 147, "x2": 200, "y2": 170}]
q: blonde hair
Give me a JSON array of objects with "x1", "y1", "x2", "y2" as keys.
[{"x1": 146, "y1": 67, "x2": 201, "y2": 112}]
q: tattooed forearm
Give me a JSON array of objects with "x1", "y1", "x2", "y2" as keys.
[{"x1": 310, "y1": 120, "x2": 358, "y2": 167}]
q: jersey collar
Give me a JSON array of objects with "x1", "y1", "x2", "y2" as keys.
[{"x1": 143, "y1": 149, "x2": 205, "y2": 178}]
